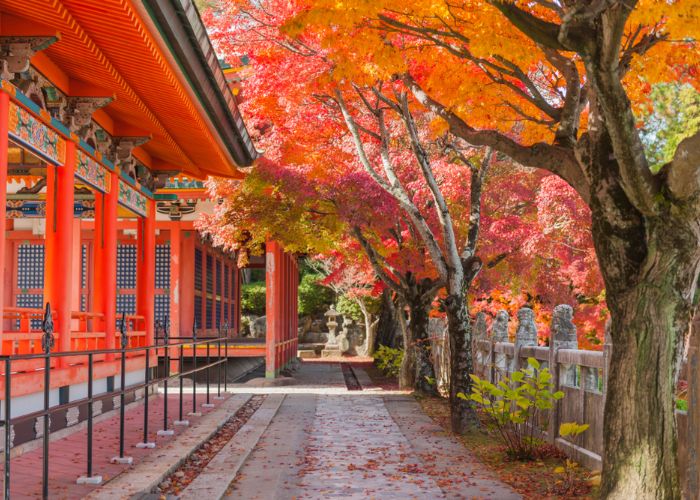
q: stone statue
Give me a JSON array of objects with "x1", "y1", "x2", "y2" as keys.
[
  {"x1": 474, "y1": 312, "x2": 488, "y2": 340},
  {"x1": 491, "y1": 310, "x2": 510, "y2": 342},
  {"x1": 551, "y1": 304, "x2": 578, "y2": 350},
  {"x1": 515, "y1": 307, "x2": 538, "y2": 347}
]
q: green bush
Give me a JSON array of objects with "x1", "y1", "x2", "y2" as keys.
[
  {"x1": 336, "y1": 294, "x2": 381, "y2": 322},
  {"x1": 374, "y1": 345, "x2": 403, "y2": 378},
  {"x1": 298, "y1": 273, "x2": 334, "y2": 317},
  {"x1": 241, "y1": 281, "x2": 266, "y2": 316},
  {"x1": 463, "y1": 358, "x2": 572, "y2": 460}
]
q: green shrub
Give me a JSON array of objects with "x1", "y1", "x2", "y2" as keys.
[
  {"x1": 374, "y1": 345, "x2": 403, "y2": 378},
  {"x1": 241, "y1": 281, "x2": 266, "y2": 316},
  {"x1": 463, "y1": 358, "x2": 572, "y2": 460},
  {"x1": 336, "y1": 294, "x2": 381, "y2": 322},
  {"x1": 298, "y1": 273, "x2": 334, "y2": 317},
  {"x1": 677, "y1": 399, "x2": 689, "y2": 412}
]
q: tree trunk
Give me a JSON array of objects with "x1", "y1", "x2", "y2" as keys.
[
  {"x1": 408, "y1": 295, "x2": 438, "y2": 395},
  {"x1": 376, "y1": 290, "x2": 401, "y2": 349},
  {"x1": 592, "y1": 187, "x2": 700, "y2": 498},
  {"x1": 444, "y1": 293, "x2": 479, "y2": 433},
  {"x1": 356, "y1": 299, "x2": 377, "y2": 357},
  {"x1": 397, "y1": 302, "x2": 416, "y2": 390}
]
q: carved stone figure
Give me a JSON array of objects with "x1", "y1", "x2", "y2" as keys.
[
  {"x1": 491, "y1": 310, "x2": 510, "y2": 342},
  {"x1": 552, "y1": 304, "x2": 578, "y2": 350}
]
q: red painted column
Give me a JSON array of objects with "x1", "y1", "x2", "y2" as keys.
[
  {"x1": 169, "y1": 226, "x2": 181, "y2": 339},
  {"x1": 265, "y1": 241, "x2": 280, "y2": 378},
  {"x1": 201, "y1": 246, "x2": 207, "y2": 330},
  {"x1": 0, "y1": 92, "x2": 9, "y2": 337},
  {"x1": 94, "y1": 172, "x2": 118, "y2": 354},
  {"x1": 137, "y1": 198, "x2": 156, "y2": 346},
  {"x1": 179, "y1": 230, "x2": 195, "y2": 337},
  {"x1": 45, "y1": 141, "x2": 76, "y2": 355},
  {"x1": 233, "y1": 260, "x2": 240, "y2": 336}
]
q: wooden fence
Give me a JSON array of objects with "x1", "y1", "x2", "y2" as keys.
[{"x1": 428, "y1": 306, "x2": 697, "y2": 498}]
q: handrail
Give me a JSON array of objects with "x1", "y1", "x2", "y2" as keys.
[{"x1": 0, "y1": 305, "x2": 234, "y2": 500}]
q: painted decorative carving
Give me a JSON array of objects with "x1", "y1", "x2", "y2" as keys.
[
  {"x1": 118, "y1": 180, "x2": 147, "y2": 217},
  {"x1": 109, "y1": 136, "x2": 150, "y2": 181},
  {"x1": 0, "y1": 36, "x2": 58, "y2": 79},
  {"x1": 76, "y1": 150, "x2": 110, "y2": 193},
  {"x1": 63, "y1": 96, "x2": 112, "y2": 137},
  {"x1": 8, "y1": 101, "x2": 66, "y2": 165}
]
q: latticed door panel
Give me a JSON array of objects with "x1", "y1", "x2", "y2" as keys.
[
  {"x1": 116, "y1": 243, "x2": 137, "y2": 322},
  {"x1": 15, "y1": 243, "x2": 45, "y2": 329}
]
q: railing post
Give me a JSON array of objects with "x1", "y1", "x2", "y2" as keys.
[
  {"x1": 202, "y1": 337, "x2": 213, "y2": 408},
  {"x1": 513, "y1": 307, "x2": 537, "y2": 374},
  {"x1": 215, "y1": 324, "x2": 223, "y2": 400},
  {"x1": 158, "y1": 318, "x2": 174, "y2": 436},
  {"x1": 111, "y1": 313, "x2": 133, "y2": 465},
  {"x1": 77, "y1": 353, "x2": 102, "y2": 484},
  {"x1": 4, "y1": 358, "x2": 11, "y2": 500},
  {"x1": 174, "y1": 341, "x2": 188, "y2": 427},
  {"x1": 188, "y1": 320, "x2": 201, "y2": 417},
  {"x1": 223, "y1": 322, "x2": 229, "y2": 394},
  {"x1": 136, "y1": 346, "x2": 155, "y2": 449},
  {"x1": 41, "y1": 303, "x2": 54, "y2": 500}
]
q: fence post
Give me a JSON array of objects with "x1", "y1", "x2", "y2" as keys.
[
  {"x1": 77, "y1": 353, "x2": 102, "y2": 484},
  {"x1": 473, "y1": 312, "x2": 487, "y2": 379},
  {"x1": 188, "y1": 320, "x2": 201, "y2": 417},
  {"x1": 158, "y1": 319, "x2": 174, "y2": 436},
  {"x1": 41, "y1": 303, "x2": 54, "y2": 500},
  {"x1": 174, "y1": 342, "x2": 188, "y2": 427},
  {"x1": 136, "y1": 348, "x2": 155, "y2": 449},
  {"x1": 491, "y1": 310, "x2": 509, "y2": 382},
  {"x1": 202, "y1": 337, "x2": 213, "y2": 409},
  {"x1": 513, "y1": 307, "x2": 537, "y2": 373},
  {"x1": 549, "y1": 304, "x2": 578, "y2": 445},
  {"x1": 111, "y1": 313, "x2": 133, "y2": 465},
  {"x1": 215, "y1": 323, "x2": 224, "y2": 400},
  {"x1": 224, "y1": 322, "x2": 229, "y2": 393}
]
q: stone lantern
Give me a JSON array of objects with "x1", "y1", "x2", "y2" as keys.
[{"x1": 321, "y1": 305, "x2": 342, "y2": 358}]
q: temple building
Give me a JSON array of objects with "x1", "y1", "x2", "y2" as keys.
[{"x1": 0, "y1": 0, "x2": 299, "y2": 440}]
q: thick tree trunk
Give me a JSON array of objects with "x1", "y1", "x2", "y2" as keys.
[
  {"x1": 444, "y1": 293, "x2": 479, "y2": 433},
  {"x1": 376, "y1": 290, "x2": 401, "y2": 349},
  {"x1": 591, "y1": 181, "x2": 700, "y2": 498},
  {"x1": 408, "y1": 295, "x2": 438, "y2": 395}
]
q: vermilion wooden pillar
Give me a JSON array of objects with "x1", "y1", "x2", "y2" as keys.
[
  {"x1": 0, "y1": 92, "x2": 9, "y2": 332},
  {"x1": 169, "y1": 226, "x2": 181, "y2": 338},
  {"x1": 265, "y1": 241, "x2": 281, "y2": 378},
  {"x1": 233, "y1": 258, "x2": 240, "y2": 336},
  {"x1": 179, "y1": 231, "x2": 195, "y2": 337},
  {"x1": 137, "y1": 198, "x2": 156, "y2": 345},
  {"x1": 93, "y1": 171, "x2": 118, "y2": 354},
  {"x1": 45, "y1": 141, "x2": 76, "y2": 355}
]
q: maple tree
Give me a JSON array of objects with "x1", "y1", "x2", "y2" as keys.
[
  {"x1": 269, "y1": 0, "x2": 700, "y2": 497},
  {"x1": 201, "y1": 0, "x2": 609, "y2": 414}
]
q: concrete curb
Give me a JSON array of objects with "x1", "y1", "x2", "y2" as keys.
[
  {"x1": 178, "y1": 393, "x2": 286, "y2": 500},
  {"x1": 85, "y1": 394, "x2": 252, "y2": 500}
]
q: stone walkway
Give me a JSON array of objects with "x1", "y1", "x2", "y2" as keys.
[{"x1": 224, "y1": 363, "x2": 519, "y2": 499}]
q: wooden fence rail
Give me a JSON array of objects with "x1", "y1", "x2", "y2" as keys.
[{"x1": 427, "y1": 306, "x2": 696, "y2": 498}]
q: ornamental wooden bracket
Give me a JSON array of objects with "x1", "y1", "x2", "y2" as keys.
[
  {"x1": 63, "y1": 96, "x2": 114, "y2": 136},
  {"x1": 0, "y1": 36, "x2": 58, "y2": 80}
]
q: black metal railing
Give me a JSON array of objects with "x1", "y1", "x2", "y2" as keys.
[{"x1": 0, "y1": 304, "x2": 232, "y2": 500}]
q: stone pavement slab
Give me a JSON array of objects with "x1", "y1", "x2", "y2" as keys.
[
  {"x1": 223, "y1": 362, "x2": 519, "y2": 499},
  {"x1": 224, "y1": 394, "x2": 318, "y2": 500},
  {"x1": 178, "y1": 394, "x2": 285, "y2": 500}
]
